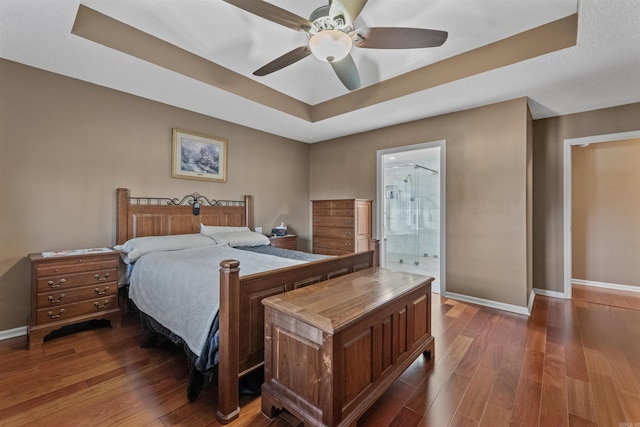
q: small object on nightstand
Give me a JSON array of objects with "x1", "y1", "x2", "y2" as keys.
[
  {"x1": 27, "y1": 250, "x2": 121, "y2": 349},
  {"x1": 269, "y1": 234, "x2": 297, "y2": 250}
]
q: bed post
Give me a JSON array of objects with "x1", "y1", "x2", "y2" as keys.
[
  {"x1": 244, "y1": 195, "x2": 253, "y2": 230},
  {"x1": 217, "y1": 259, "x2": 241, "y2": 424},
  {"x1": 116, "y1": 188, "x2": 129, "y2": 245}
]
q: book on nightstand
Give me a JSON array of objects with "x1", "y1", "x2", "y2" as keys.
[{"x1": 41, "y1": 247, "x2": 114, "y2": 257}]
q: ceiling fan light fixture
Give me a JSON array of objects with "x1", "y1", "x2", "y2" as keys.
[{"x1": 309, "y1": 30, "x2": 352, "y2": 63}]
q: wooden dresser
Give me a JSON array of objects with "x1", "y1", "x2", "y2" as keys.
[
  {"x1": 262, "y1": 268, "x2": 434, "y2": 427},
  {"x1": 28, "y1": 251, "x2": 121, "y2": 349},
  {"x1": 312, "y1": 199, "x2": 372, "y2": 255}
]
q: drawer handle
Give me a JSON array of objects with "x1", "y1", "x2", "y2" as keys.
[
  {"x1": 344, "y1": 231, "x2": 352, "y2": 236},
  {"x1": 47, "y1": 294, "x2": 65, "y2": 304},
  {"x1": 47, "y1": 278, "x2": 66, "y2": 288},
  {"x1": 344, "y1": 220, "x2": 353, "y2": 225},
  {"x1": 94, "y1": 286, "x2": 110, "y2": 296},
  {"x1": 95, "y1": 300, "x2": 110, "y2": 310},
  {"x1": 94, "y1": 273, "x2": 110, "y2": 281},
  {"x1": 47, "y1": 309, "x2": 65, "y2": 319}
]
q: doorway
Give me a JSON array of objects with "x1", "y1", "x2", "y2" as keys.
[
  {"x1": 377, "y1": 141, "x2": 446, "y2": 293},
  {"x1": 563, "y1": 130, "x2": 640, "y2": 298}
]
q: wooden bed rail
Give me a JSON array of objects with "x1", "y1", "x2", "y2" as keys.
[{"x1": 216, "y1": 240, "x2": 379, "y2": 423}]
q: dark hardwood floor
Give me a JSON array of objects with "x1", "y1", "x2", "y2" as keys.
[{"x1": 1, "y1": 284, "x2": 639, "y2": 426}]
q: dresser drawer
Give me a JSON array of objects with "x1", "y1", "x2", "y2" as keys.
[
  {"x1": 36, "y1": 268, "x2": 117, "y2": 292},
  {"x1": 331, "y1": 200, "x2": 356, "y2": 209},
  {"x1": 312, "y1": 207, "x2": 355, "y2": 217},
  {"x1": 331, "y1": 208, "x2": 354, "y2": 217},
  {"x1": 36, "y1": 283, "x2": 117, "y2": 308},
  {"x1": 35, "y1": 296, "x2": 117, "y2": 324},
  {"x1": 313, "y1": 227, "x2": 354, "y2": 239},
  {"x1": 312, "y1": 247, "x2": 351, "y2": 256},
  {"x1": 313, "y1": 201, "x2": 333, "y2": 209},
  {"x1": 36, "y1": 255, "x2": 118, "y2": 276},
  {"x1": 313, "y1": 237, "x2": 354, "y2": 252},
  {"x1": 313, "y1": 208, "x2": 333, "y2": 216},
  {"x1": 313, "y1": 216, "x2": 355, "y2": 228}
]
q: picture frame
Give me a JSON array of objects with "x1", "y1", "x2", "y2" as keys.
[{"x1": 172, "y1": 128, "x2": 227, "y2": 182}]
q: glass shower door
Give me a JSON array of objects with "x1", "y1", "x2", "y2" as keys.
[
  {"x1": 382, "y1": 148, "x2": 441, "y2": 287},
  {"x1": 385, "y1": 164, "x2": 419, "y2": 266}
]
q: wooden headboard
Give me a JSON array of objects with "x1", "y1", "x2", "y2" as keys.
[{"x1": 115, "y1": 188, "x2": 253, "y2": 245}]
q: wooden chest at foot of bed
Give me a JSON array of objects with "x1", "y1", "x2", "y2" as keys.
[
  {"x1": 28, "y1": 251, "x2": 121, "y2": 349},
  {"x1": 261, "y1": 267, "x2": 434, "y2": 427}
]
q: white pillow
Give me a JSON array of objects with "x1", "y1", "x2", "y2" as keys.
[
  {"x1": 114, "y1": 233, "x2": 217, "y2": 264},
  {"x1": 212, "y1": 230, "x2": 270, "y2": 247},
  {"x1": 200, "y1": 224, "x2": 251, "y2": 236}
]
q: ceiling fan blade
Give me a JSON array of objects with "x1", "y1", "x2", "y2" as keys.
[
  {"x1": 329, "y1": 0, "x2": 368, "y2": 24},
  {"x1": 330, "y1": 54, "x2": 361, "y2": 90},
  {"x1": 253, "y1": 46, "x2": 311, "y2": 76},
  {"x1": 223, "y1": 0, "x2": 312, "y2": 31},
  {"x1": 353, "y1": 27, "x2": 448, "y2": 49}
]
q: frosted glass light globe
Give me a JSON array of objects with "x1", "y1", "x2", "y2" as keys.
[{"x1": 309, "y1": 30, "x2": 352, "y2": 63}]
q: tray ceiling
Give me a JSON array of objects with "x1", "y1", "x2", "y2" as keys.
[{"x1": 1, "y1": 0, "x2": 639, "y2": 142}]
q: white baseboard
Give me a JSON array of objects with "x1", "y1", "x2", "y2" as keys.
[
  {"x1": 0, "y1": 326, "x2": 27, "y2": 341},
  {"x1": 534, "y1": 288, "x2": 568, "y2": 299},
  {"x1": 572, "y1": 278, "x2": 640, "y2": 293},
  {"x1": 443, "y1": 291, "x2": 531, "y2": 316}
]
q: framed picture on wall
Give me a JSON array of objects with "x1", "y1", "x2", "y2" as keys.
[{"x1": 171, "y1": 128, "x2": 227, "y2": 182}]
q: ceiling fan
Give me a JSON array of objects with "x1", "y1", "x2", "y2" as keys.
[{"x1": 222, "y1": 0, "x2": 448, "y2": 91}]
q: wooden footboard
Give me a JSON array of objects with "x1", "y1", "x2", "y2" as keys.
[{"x1": 216, "y1": 241, "x2": 379, "y2": 424}]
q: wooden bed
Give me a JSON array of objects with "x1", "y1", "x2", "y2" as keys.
[{"x1": 115, "y1": 188, "x2": 379, "y2": 423}]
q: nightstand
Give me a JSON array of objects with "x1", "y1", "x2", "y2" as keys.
[
  {"x1": 28, "y1": 250, "x2": 121, "y2": 349},
  {"x1": 269, "y1": 234, "x2": 298, "y2": 250}
]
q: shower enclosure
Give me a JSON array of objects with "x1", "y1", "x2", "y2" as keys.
[{"x1": 383, "y1": 162, "x2": 440, "y2": 278}]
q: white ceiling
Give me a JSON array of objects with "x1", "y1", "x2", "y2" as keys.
[{"x1": 1, "y1": 0, "x2": 639, "y2": 143}]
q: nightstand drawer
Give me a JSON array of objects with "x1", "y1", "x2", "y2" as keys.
[
  {"x1": 35, "y1": 295, "x2": 117, "y2": 324},
  {"x1": 36, "y1": 283, "x2": 117, "y2": 308},
  {"x1": 269, "y1": 235, "x2": 297, "y2": 250},
  {"x1": 36, "y1": 255, "x2": 118, "y2": 276},
  {"x1": 36, "y1": 268, "x2": 117, "y2": 292}
]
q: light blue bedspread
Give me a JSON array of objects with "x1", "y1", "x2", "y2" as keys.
[{"x1": 129, "y1": 244, "x2": 307, "y2": 356}]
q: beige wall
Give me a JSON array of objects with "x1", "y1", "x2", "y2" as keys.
[
  {"x1": 572, "y1": 138, "x2": 640, "y2": 287},
  {"x1": 532, "y1": 103, "x2": 640, "y2": 293},
  {"x1": 2, "y1": 57, "x2": 639, "y2": 333},
  {"x1": 310, "y1": 98, "x2": 532, "y2": 307},
  {"x1": 0, "y1": 59, "x2": 311, "y2": 331}
]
